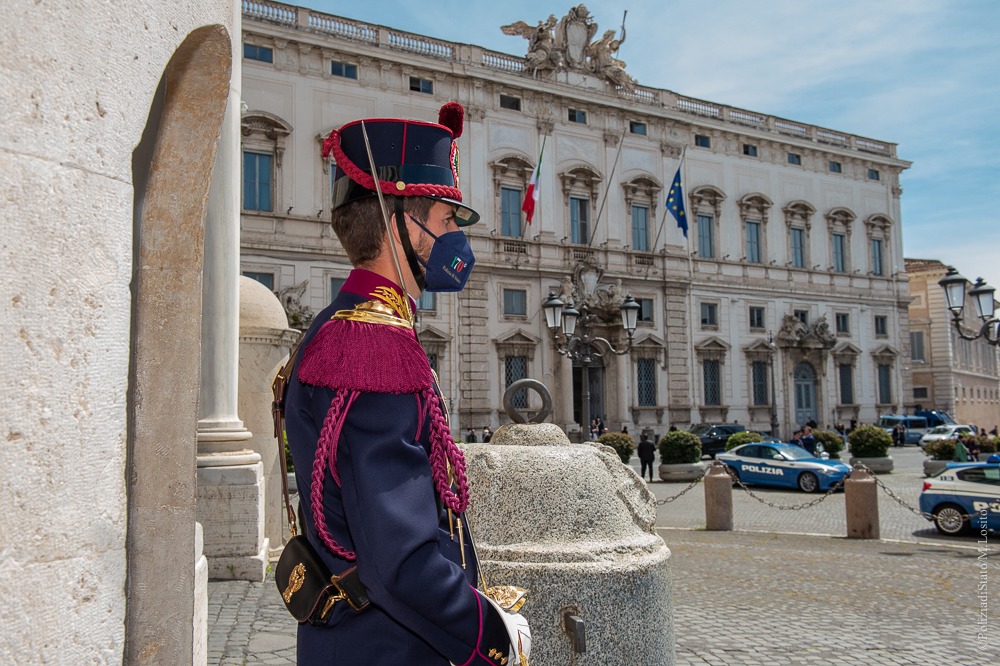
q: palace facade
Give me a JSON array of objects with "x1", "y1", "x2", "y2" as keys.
[
  {"x1": 240, "y1": 1, "x2": 914, "y2": 439},
  {"x1": 905, "y1": 259, "x2": 1000, "y2": 430}
]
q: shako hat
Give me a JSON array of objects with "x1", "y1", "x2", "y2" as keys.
[{"x1": 322, "y1": 103, "x2": 479, "y2": 226}]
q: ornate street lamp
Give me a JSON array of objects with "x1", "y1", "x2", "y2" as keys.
[
  {"x1": 939, "y1": 267, "x2": 1000, "y2": 346},
  {"x1": 543, "y1": 291, "x2": 640, "y2": 438}
]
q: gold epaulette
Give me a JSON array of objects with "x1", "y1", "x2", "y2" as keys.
[{"x1": 332, "y1": 299, "x2": 413, "y2": 329}]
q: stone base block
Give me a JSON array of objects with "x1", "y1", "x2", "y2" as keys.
[
  {"x1": 659, "y1": 461, "x2": 708, "y2": 482},
  {"x1": 193, "y1": 522, "x2": 208, "y2": 665},
  {"x1": 481, "y1": 550, "x2": 673, "y2": 666},
  {"x1": 849, "y1": 456, "x2": 894, "y2": 474},
  {"x1": 208, "y1": 538, "x2": 270, "y2": 581},
  {"x1": 197, "y1": 460, "x2": 267, "y2": 579}
]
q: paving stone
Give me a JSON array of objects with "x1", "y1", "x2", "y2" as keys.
[{"x1": 208, "y1": 446, "x2": 1000, "y2": 665}]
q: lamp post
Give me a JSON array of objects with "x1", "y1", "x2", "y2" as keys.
[
  {"x1": 543, "y1": 291, "x2": 640, "y2": 437},
  {"x1": 767, "y1": 331, "x2": 780, "y2": 439},
  {"x1": 939, "y1": 267, "x2": 1000, "y2": 346}
]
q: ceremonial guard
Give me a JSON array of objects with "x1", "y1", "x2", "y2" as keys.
[{"x1": 283, "y1": 104, "x2": 531, "y2": 664}]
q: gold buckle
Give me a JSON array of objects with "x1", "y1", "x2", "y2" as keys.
[{"x1": 319, "y1": 589, "x2": 346, "y2": 619}]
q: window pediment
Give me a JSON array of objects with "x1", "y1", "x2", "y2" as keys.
[
  {"x1": 490, "y1": 154, "x2": 534, "y2": 192},
  {"x1": 495, "y1": 328, "x2": 540, "y2": 360},
  {"x1": 695, "y1": 336, "x2": 730, "y2": 362},
  {"x1": 242, "y1": 111, "x2": 292, "y2": 139},
  {"x1": 737, "y1": 192, "x2": 773, "y2": 223},
  {"x1": 621, "y1": 174, "x2": 663, "y2": 206},
  {"x1": 689, "y1": 185, "x2": 726, "y2": 216},
  {"x1": 558, "y1": 165, "x2": 603, "y2": 205}
]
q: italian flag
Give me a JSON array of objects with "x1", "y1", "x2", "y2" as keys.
[{"x1": 521, "y1": 137, "x2": 546, "y2": 225}]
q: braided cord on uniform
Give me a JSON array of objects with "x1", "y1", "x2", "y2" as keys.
[
  {"x1": 422, "y1": 386, "x2": 470, "y2": 513},
  {"x1": 310, "y1": 389, "x2": 359, "y2": 561}
]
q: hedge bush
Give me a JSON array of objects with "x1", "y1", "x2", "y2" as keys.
[
  {"x1": 598, "y1": 432, "x2": 635, "y2": 464},
  {"x1": 658, "y1": 430, "x2": 702, "y2": 464},
  {"x1": 725, "y1": 430, "x2": 763, "y2": 451},
  {"x1": 813, "y1": 429, "x2": 845, "y2": 459},
  {"x1": 848, "y1": 424, "x2": 891, "y2": 458},
  {"x1": 923, "y1": 439, "x2": 956, "y2": 461}
]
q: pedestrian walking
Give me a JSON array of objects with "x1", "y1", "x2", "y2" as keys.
[{"x1": 637, "y1": 434, "x2": 656, "y2": 482}]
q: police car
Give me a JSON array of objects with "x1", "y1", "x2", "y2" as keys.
[
  {"x1": 716, "y1": 442, "x2": 851, "y2": 493},
  {"x1": 919, "y1": 457, "x2": 1000, "y2": 536}
]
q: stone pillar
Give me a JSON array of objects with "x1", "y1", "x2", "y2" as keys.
[
  {"x1": 193, "y1": 522, "x2": 208, "y2": 666},
  {"x1": 463, "y1": 423, "x2": 674, "y2": 665},
  {"x1": 845, "y1": 467, "x2": 880, "y2": 539},
  {"x1": 238, "y1": 276, "x2": 299, "y2": 556},
  {"x1": 704, "y1": 464, "x2": 734, "y2": 531},
  {"x1": 196, "y1": 12, "x2": 268, "y2": 581}
]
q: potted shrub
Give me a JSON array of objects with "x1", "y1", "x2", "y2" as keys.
[
  {"x1": 922, "y1": 438, "x2": 956, "y2": 477},
  {"x1": 598, "y1": 432, "x2": 635, "y2": 464},
  {"x1": 975, "y1": 435, "x2": 997, "y2": 461},
  {"x1": 847, "y1": 424, "x2": 894, "y2": 473},
  {"x1": 657, "y1": 430, "x2": 706, "y2": 482},
  {"x1": 725, "y1": 430, "x2": 763, "y2": 451},
  {"x1": 813, "y1": 429, "x2": 845, "y2": 459}
]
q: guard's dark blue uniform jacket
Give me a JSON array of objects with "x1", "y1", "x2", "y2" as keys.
[{"x1": 285, "y1": 269, "x2": 510, "y2": 665}]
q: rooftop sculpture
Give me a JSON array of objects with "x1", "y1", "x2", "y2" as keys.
[{"x1": 502, "y1": 4, "x2": 636, "y2": 90}]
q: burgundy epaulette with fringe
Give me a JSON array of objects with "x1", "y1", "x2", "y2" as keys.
[{"x1": 297, "y1": 317, "x2": 433, "y2": 395}]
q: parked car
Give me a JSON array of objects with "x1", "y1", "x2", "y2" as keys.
[
  {"x1": 877, "y1": 414, "x2": 929, "y2": 445},
  {"x1": 919, "y1": 424, "x2": 975, "y2": 446},
  {"x1": 688, "y1": 423, "x2": 746, "y2": 458},
  {"x1": 717, "y1": 442, "x2": 851, "y2": 493},
  {"x1": 919, "y1": 457, "x2": 1000, "y2": 535}
]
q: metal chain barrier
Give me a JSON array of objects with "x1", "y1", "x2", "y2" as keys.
[
  {"x1": 653, "y1": 466, "x2": 709, "y2": 505},
  {"x1": 855, "y1": 461, "x2": 979, "y2": 521},
  {"x1": 729, "y1": 461, "x2": 848, "y2": 511}
]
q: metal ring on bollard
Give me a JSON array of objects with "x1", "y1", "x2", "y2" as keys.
[{"x1": 502, "y1": 378, "x2": 553, "y2": 424}]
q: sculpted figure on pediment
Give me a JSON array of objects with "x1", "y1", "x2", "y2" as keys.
[
  {"x1": 500, "y1": 14, "x2": 561, "y2": 76},
  {"x1": 586, "y1": 26, "x2": 636, "y2": 90},
  {"x1": 776, "y1": 314, "x2": 807, "y2": 344},
  {"x1": 810, "y1": 315, "x2": 837, "y2": 346}
]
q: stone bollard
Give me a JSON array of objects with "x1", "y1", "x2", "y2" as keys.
[
  {"x1": 704, "y1": 464, "x2": 733, "y2": 531},
  {"x1": 462, "y1": 422, "x2": 674, "y2": 666},
  {"x1": 845, "y1": 466, "x2": 880, "y2": 539}
]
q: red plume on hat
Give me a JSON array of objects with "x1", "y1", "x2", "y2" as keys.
[{"x1": 438, "y1": 102, "x2": 464, "y2": 138}]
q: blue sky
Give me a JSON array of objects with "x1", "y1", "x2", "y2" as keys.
[{"x1": 306, "y1": 0, "x2": 1000, "y2": 293}]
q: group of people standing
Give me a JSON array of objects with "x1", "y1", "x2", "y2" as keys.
[{"x1": 464, "y1": 427, "x2": 493, "y2": 443}]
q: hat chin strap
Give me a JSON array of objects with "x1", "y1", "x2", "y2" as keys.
[{"x1": 393, "y1": 198, "x2": 427, "y2": 292}]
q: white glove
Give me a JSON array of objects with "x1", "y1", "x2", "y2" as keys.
[{"x1": 481, "y1": 592, "x2": 531, "y2": 665}]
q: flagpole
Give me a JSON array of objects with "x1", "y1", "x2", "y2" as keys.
[
  {"x1": 587, "y1": 126, "x2": 628, "y2": 247},
  {"x1": 651, "y1": 146, "x2": 686, "y2": 253},
  {"x1": 520, "y1": 136, "x2": 546, "y2": 240}
]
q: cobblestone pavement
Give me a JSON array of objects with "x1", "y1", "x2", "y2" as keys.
[
  {"x1": 665, "y1": 528, "x2": 998, "y2": 665},
  {"x1": 209, "y1": 446, "x2": 999, "y2": 664}
]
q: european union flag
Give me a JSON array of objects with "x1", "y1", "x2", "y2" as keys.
[{"x1": 666, "y1": 165, "x2": 687, "y2": 237}]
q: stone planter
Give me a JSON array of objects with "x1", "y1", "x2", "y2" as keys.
[
  {"x1": 659, "y1": 461, "x2": 708, "y2": 482},
  {"x1": 849, "y1": 456, "x2": 894, "y2": 474},
  {"x1": 923, "y1": 459, "x2": 948, "y2": 477}
]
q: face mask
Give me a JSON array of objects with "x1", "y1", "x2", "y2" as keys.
[{"x1": 409, "y1": 215, "x2": 476, "y2": 293}]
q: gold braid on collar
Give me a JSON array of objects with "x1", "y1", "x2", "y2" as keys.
[{"x1": 331, "y1": 286, "x2": 414, "y2": 328}]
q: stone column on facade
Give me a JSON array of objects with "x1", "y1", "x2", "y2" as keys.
[
  {"x1": 238, "y1": 276, "x2": 299, "y2": 556},
  {"x1": 196, "y1": 16, "x2": 269, "y2": 582},
  {"x1": 458, "y1": 273, "x2": 491, "y2": 431},
  {"x1": 664, "y1": 280, "x2": 693, "y2": 426}
]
